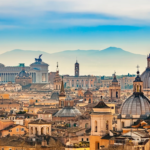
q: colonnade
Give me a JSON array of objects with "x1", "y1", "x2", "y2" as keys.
[
  {"x1": 29, "y1": 125, "x2": 51, "y2": 136},
  {"x1": 0, "y1": 73, "x2": 18, "y2": 83}
]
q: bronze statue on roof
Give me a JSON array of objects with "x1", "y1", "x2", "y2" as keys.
[{"x1": 35, "y1": 54, "x2": 42, "y2": 62}]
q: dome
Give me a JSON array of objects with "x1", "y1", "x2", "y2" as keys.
[
  {"x1": 51, "y1": 91, "x2": 59, "y2": 100},
  {"x1": 141, "y1": 55, "x2": 150, "y2": 89},
  {"x1": 120, "y1": 69, "x2": 150, "y2": 117},
  {"x1": 141, "y1": 69, "x2": 150, "y2": 89},
  {"x1": 54, "y1": 107, "x2": 81, "y2": 117},
  {"x1": 0, "y1": 63, "x2": 5, "y2": 67},
  {"x1": 120, "y1": 93, "x2": 150, "y2": 116},
  {"x1": 84, "y1": 89, "x2": 92, "y2": 96},
  {"x1": 17, "y1": 69, "x2": 30, "y2": 78}
]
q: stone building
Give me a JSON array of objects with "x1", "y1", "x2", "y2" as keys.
[
  {"x1": 0, "y1": 55, "x2": 49, "y2": 84},
  {"x1": 15, "y1": 67, "x2": 32, "y2": 86},
  {"x1": 63, "y1": 60, "x2": 96, "y2": 89},
  {"x1": 29, "y1": 119, "x2": 51, "y2": 137},
  {"x1": 84, "y1": 89, "x2": 93, "y2": 103},
  {"x1": 90, "y1": 100, "x2": 113, "y2": 150}
]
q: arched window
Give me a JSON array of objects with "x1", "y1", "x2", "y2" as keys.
[
  {"x1": 89, "y1": 99, "x2": 91, "y2": 103},
  {"x1": 95, "y1": 121, "x2": 97, "y2": 132},
  {"x1": 85, "y1": 123, "x2": 88, "y2": 128},
  {"x1": 68, "y1": 102, "x2": 70, "y2": 106},
  {"x1": 134, "y1": 85, "x2": 136, "y2": 92},
  {"x1": 41, "y1": 127, "x2": 44, "y2": 135},
  {"x1": 96, "y1": 142, "x2": 99, "y2": 149},
  {"x1": 35, "y1": 127, "x2": 38, "y2": 135},
  {"x1": 56, "y1": 85, "x2": 58, "y2": 90},
  {"x1": 106, "y1": 121, "x2": 109, "y2": 130},
  {"x1": 31, "y1": 127, "x2": 33, "y2": 134},
  {"x1": 137, "y1": 85, "x2": 139, "y2": 92},
  {"x1": 61, "y1": 101, "x2": 64, "y2": 107},
  {"x1": 116, "y1": 91, "x2": 118, "y2": 98}
]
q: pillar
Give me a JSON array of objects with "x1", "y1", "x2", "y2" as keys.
[
  {"x1": 33, "y1": 127, "x2": 35, "y2": 135},
  {"x1": 49, "y1": 126, "x2": 51, "y2": 135},
  {"x1": 38, "y1": 126, "x2": 41, "y2": 135},
  {"x1": 70, "y1": 80, "x2": 71, "y2": 87},
  {"x1": 29, "y1": 127, "x2": 31, "y2": 136}
]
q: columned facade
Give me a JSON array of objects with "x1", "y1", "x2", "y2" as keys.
[
  {"x1": 0, "y1": 55, "x2": 49, "y2": 84},
  {"x1": 63, "y1": 76, "x2": 96, "y2": 89},
  {"x1": 29, "y1": 124, "x2": 51, "y2": 137}
]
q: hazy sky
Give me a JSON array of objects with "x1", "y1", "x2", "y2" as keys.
[{"x1": 0, "y1": 0, "x2": 150, "y2": 55}]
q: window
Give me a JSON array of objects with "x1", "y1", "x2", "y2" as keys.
[
  {"x1": 95, "y1": 121, "x2": 97, "y2": 132},
  {"x1": 87, "y1": 138, "x2": 88, "y2": 141},
  {"x1": 82, "y1": 138, "x2": 83, "y2": 141},
  {"x1": 68, "y1": 102, "x2": 70, "y2": 106},
  {"x1": 106, "y1": 121, "x2": 109, "y2": 130},
  {"x1": 16, "y1": 128, "x2": 19, "y2": 132},
  {"x1": 2, "y1": 148, "x2": 4, "y2": 150},
  {"x1": 9, "y1": 149, "x2": 12, "y2": 150},
  {"x1": 21, "y1": 128, "x2": 24, "y2": 131}
]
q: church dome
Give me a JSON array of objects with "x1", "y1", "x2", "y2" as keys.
[
  {"x1": 0, "y1": 63, "x2": 5, "y2": 67},
  {"x1": 120, "y1": 70, "x2": 150, "y2": 117},
  {"x1": 17, "y1": 68, "x2": 30, "y2": 78},
  {"x1": 141, "y1": 69, "x2": 150, "y2": 89},
  {"x1": 54, "y1": 107, "x2": 81, "y2": 117},
  {"x1": 141, "y1": 55, "x2": 150, "y2": 89},
  {"x1": 51, "y1": 91, "x2": 59, "y2": 101},
  {"x1": 120, "y1": 93, "x2": 150, "y2": 116}
]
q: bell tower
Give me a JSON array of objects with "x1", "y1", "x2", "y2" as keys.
[
  {"x1": 59, "y1": 76, "x2": 66, "y2": 108},
  {"x1": 109, "y1": 72, "x2": 121, "y2": 101},
  {"x1": 133, "y1": 66, "x2": 143, "y2": 93},
  {"x1": 75, "y1": 60, "x2": 79, "y2": 77},
  {"x1": 53, "y1": 62, "x2": 61, "y2": 91}
]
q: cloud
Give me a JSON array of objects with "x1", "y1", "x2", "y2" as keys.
[
  {"x1": 0, "y1": 0, "x2": 150, "y2": 27},
  {"x1": 0, "y1": 0, "x2": 150, "y2": 19}
]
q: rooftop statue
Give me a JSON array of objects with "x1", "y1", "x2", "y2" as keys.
[{"x1": 35, "y1": 54, "x2": 42, "y2": 62}]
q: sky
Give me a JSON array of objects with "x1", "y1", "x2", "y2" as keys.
[{"x1": 0, "y1": 0, "x2": 150, "y2": 55}]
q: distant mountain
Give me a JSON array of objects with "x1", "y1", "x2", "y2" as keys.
[{"x1": 0, "y1": 47, "x2": 147, "y2": 75}]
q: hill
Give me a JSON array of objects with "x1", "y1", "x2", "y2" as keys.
[{"x1": 0, "y1": 47, "x2": 146, "y2": 75}]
